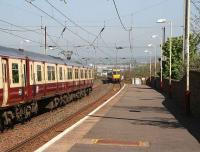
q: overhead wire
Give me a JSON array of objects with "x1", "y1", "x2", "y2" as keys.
[
  {"x1": 25, "y1": 0, "x2": 114, "y2": 58},
  {"x1": 0, "y1": 28, "x2": 42, "y2": 45},
  {"x1": 0, "y1": 18, "x2": 75, "y2": 52},
  {"x1": 0, "y1": 18, "x2": 41, "y2": 35},
  {"x1": 0, "y1": 18, "x2": 67, "y2": 44},
  {"x1": 47, "y1": 32, "x2": 96, "y2": 62},
  {"x1": 45, "y1": 0, "x2": 114, "y2": 58},
  {"x1": 111, "y1": 0, "x2": 133, "y2": 66},
  {"x1": 45, "y1": 0, "x2": 97, "y2": 37},
  {"x1": 112, "y1": 0, "x2": 130, "y2": 32},
  {"x1": 25, "y1": 0, "x2": 92, "y2": 45},
  {"x1": 90, "y1": 26, "x2": 105, "y2": 46},
  {"x1": 105, "y1": 0, "x2": 169, "y2": 24},
  {"x1": 0, "y1": 27, "x2": 41, "y2": 32}
]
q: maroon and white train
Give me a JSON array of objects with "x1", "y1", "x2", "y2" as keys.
[{"x1": 0, "y1": 46, "x2": 94, "y2": 131}]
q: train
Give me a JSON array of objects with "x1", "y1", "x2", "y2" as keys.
[
  {"x1": 107, "y1": 69, "x2": 121, "y2": 83},
  {"x1": 0, "y1": 46, "x2": 94, "y2": 131}
]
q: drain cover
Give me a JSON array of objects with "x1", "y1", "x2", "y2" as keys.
[{"x1": 129, "y1": 110, "x2": 141, "y2": 112}]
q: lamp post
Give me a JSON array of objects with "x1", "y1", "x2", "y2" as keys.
[
  {"x1": 157, "y1": 18, "x2": 173, "y2": 97},
  {"x1": 152, "y1": 34, "x2": 163, "y2": 91},
  {"x1": 144, "y1": 50, "x2": 152, "y2": 81},
  {"x1": 184, "y1": 0, "x2": 191, "y2": 116},
  {"x1": 148, "y1": 43, "x2": 157, "y2": 77}
]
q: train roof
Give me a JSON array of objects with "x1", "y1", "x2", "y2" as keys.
[
  {"x1": 24, "y1": 51, "x2": 65, "y2": 64},
  {"x1": 0, "y1": 46, "x2": 93, "y2": 68},
  {"x1": 0, "y1": 46, "x2": 25, "y2": 59}
]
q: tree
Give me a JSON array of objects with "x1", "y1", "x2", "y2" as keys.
[{"x1": 162, "y1": 34, "x2": 200, "y2": 80}]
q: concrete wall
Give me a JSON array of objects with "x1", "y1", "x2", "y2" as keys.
[{"x1": 149, "y1": 71, "x2": 200, "y2": 117}]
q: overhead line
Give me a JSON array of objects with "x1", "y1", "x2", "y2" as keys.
[
  {"x1": 0, "y1": 18, "x2": 41, "y2": 35},
  {"x1": 25, "y1": 0, "x2": 92, "y2": 45},
  {"x1": 112, "y1": 0, "x2": 130, "y2": 31},
  {"x1": 26, "y1": 0, "x2": 113, "y2": 58},
  {"x1": 45, "y1": 0, "x2": 97, "y2": 37},
  {"x1": 0, "y1": 29, "x2": 42, "y2": 45},
  {"x1": 0, "y1": 27, "x2": 41, "y2": 32}
]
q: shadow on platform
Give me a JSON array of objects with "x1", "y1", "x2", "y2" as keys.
[
  {"x1": 162, "y1": 97, "x2": 200, "y2": 143},
  {"x1": 89, "y1": 115, "x2": 183, "y2": 129}
]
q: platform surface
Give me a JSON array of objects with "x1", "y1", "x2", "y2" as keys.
[{"x1": 42, "y1": 85, "x2": 200, "y2": 152}]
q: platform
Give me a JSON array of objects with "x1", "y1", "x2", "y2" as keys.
[{"x1": 36, "y1": 85, "x2": 200, "y2": 152}]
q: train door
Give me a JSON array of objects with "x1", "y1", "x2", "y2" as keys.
[
  {"x1": 22, "y1": 61, "x2": 28, "y2": 100},
  {"x1": 2, "y1": 59, "x2": 8, "y2": 106}
]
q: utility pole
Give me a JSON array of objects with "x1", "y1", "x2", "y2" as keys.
[
  {"x1": 163, "y1": 27, "x2": 166, "y2": 43},
  {"x1": 184, "y1": 0, "x2": 191, "y2": 116},
  {"x1": 183, "y1": 0, "x2": 186, "y2": 62},
  {"x1": 129, "y1": 28, "x2": 133, "y2": 79},
  {"x1": 160, "y1": 32, "x2": 163, "y2": 91},
  {"x1": 154, "y1": 46, "x2": 157, "y2": 77},
  {"x1": 150, "y1": 53, "x2": 152, "y2": 81},
  {"x1": 44, "y1": 26, "x2": 47, "y2": 55},
  {"x1": 169, "y1": 21, "x2": 173, "y2": 98}
]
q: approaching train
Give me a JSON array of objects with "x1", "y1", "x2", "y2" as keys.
[
  {"x1": 107, "y1": 69, "x2": 121, "y2": 83},
  {"x1": 0, "y1": 46, "x2": 94, "y2": 131}
]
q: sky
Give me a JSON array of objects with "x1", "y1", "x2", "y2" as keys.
[{"x1": 0, "y1": 0, "x2": 185, "y2": 64}]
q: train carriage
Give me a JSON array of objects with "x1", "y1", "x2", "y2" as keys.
[{"x1": 0, "y1": 46, "x2": 94, "y2": 131}]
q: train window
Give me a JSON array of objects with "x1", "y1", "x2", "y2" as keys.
[
  {"x1": 92, "y1": 70, "x2": 94, "y2": 78},
  {"x1": 85, "y1": 70, "x2": 88, "y2": 78},
  {"x1": 64, "y1": 69, "x2": 66, "y2": 80},
  {"x1": 52, "y1": 67, "x2": 55, "y2": 80},
  {"x1": 67, "y1": 68, "x2": 72, "y2": 80},
  {"x1": 89, "y1": 70, "x2": 91, "y2": 78},
  {"x1": 81, "y1": 70, "x2": 84, "y2": 79},
  {"x1": 31, "y1": 65, "x2": 33, "y2": 80},
  {"x1": 23, "y1": 64, "x2": 26, "y2": 85},
  {"x1": 59, "y1": 67, "x2": 63, "y2": 80},
  {"x1": 47, "y1": 66, "x2": 55, "y2": 81},
  {"x1": 75, "y1": 69, "x2": 79, "y2": 79},
  {"x1": 2, "y1": 63, "x2": 7, "y2": 83},
  {"x1": 12, "y1": 63, "x2": 19, "y2": 84},
  {"x1": 47, "y1": 66, "x2": 51, "y2": 81},
  {"x1": 37, "y1": 65, "x2": 42, "y2": 82}
]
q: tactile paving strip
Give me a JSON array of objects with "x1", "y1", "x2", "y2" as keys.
[{"x1": 92, "y1": 139, "x2": 150, "y2": 147}]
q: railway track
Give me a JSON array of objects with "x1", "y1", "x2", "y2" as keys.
[{"x1": 5, "y1": 83, "x2": 121, "y2": 152}]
